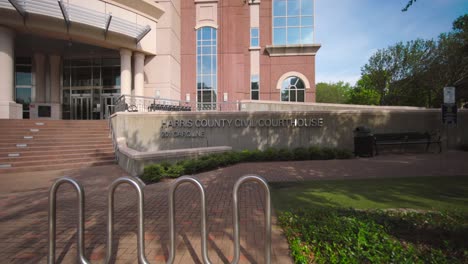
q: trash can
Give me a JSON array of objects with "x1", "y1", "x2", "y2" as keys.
[{"x1": 353, "y1": 126, "x2": 374, "y2": 157}]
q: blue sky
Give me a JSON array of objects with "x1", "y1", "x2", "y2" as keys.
[{"x1": 315, "y1": 0, "x2": 468, "y2": 85}]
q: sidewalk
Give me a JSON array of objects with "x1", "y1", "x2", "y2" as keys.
[{"x1": 1, "y1": 151, "x2": 467, "y2": 263}]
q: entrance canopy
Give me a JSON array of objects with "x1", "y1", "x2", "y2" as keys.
[{"x1": 0, "y1": 0, "x2": 151, "y2": 42}]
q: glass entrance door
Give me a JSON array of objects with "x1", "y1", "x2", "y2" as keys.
[{"x1": 71, "y1": 96, "x2": 92, "y2": 120}]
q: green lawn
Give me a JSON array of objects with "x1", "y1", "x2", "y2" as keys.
[
  {"x1": 271, "y1": 176, "x2": 468, "y2": 264},
  {"x1": 271, "y1": 175, "x2": 468, "y2": 212}
]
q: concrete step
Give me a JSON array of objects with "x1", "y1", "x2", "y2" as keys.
[
  {"x1": 0, "y1": 140, "x2": 112, "y2": 148},
  {"x1": 0, "y1": 119, "x2": 115, "y2": 173},
  {"x1": 0, "y1": 147, "x2": 115, "y2": 157},
  {"x1": 0, "y1": 143, "x2": 114, "y2": 153},
  {"x1": 1, "y1": 155, "x2": 115, "y2": 167},
  {"x1": 0, "y1": 160, "x2": 116, "y2": 173},
  {"x1": 0, "y1": 151, "x2": 115, "y2": 163}
]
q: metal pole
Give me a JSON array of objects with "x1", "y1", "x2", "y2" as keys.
[
  {"x1": 232, "y1": 175, "x2": 271, "y2": 264},
  {"x1": 167, "y1": 176, "x2": 212, "y2": 264},
  {"x1": 48, "y1": 177, "x2": 90, "y2": 264},
  {"x1": 105, "y1": 176, "x2": 149, "y2": 264}
]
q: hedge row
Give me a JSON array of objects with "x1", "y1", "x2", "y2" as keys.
[{"x1": 142, "y1": 147, "x2": 353, "y2": 183}]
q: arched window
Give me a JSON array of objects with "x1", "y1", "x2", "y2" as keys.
[
  {"x1": 281, "y1": 76, "x2": 305, "y2": 102},
  {"x1": 196, "y1": 27, "x2": 217, "y2": 110},
  {"x1": 273, "y1": 0, "x2": 314, "y2": 45}
]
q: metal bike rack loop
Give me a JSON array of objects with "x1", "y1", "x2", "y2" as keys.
[
  {"x1": 167, "y1": 176, "x2": 212, "y2": 264},
  {"x1": 48, "y1": 177, "x2": 90, "y2": 264},
  {"x1": 106, "y1": 176, "x2": 149, "y2": 264},
  {"x1": 232, "y1": 175, "x2": 271, "y2": 264}
]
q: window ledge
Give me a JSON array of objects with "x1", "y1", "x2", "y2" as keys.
[
  {"x1": 249, "y1": 46, "x2": 261, "y2": 51},
  {"x1": 265, "y1": 44, "x2": 321, "y2": 57}
]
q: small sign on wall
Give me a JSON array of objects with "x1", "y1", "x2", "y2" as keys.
[{"x1": 443, "y1": 87, "x2": 455, "y2": 104}]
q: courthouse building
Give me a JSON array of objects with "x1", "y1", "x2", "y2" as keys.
[{"x1": 0, "y1": 0, "x2": 320, "y2": 120}]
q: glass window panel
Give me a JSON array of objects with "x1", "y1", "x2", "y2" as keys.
[
  {"x1": 15, "y1": 66, "x2": 32, "y2": 86},
  {"x1": 197, "y1": 47, "x2": 202, "y2": 54},
  {"x1": 281, "y1": 89, "x2": 289, "y2": 101},
  {"x1": 297, "y1": 90, "x2": 305, "y2": 102},
  {"x1": 296, "y1": 79, "x2": 305, "y2": 89},
  {"x1": 15, "y1": 87, "x2": 32, "y2": 105},
  {"x1": 287, "y1": 0, "x2": 300, "y2": 16},
  {"x1": 202, "y1": 75, "x2": 212, "y2": 89},
  {"x1": 102, "y1": 58, "x2": 119, "y2": 66},
  {"x1": 92, "y1": 67, "x2": 101, "y2": 86},
  {"x1": 301, "y1": 0, "x2": 313, "y2": 15},
  {"x1": 251, "y1": 28, "x2": 259, "y2": 38},
  {"x1": 290, "y1": 77, "x2": 299, "y2": 86},
  {"x1": 287, "y1": 27, "x2": 301, "y2": 44},
  {"x1": 282, "y1": 79, "x2": 290, "y2": 90},
  {"x1": 197, "y1": 29, "x2": 202, "y2": 40},
  {"x1": 273, "y1": 0, "x2": 286, "y2": 16},
  {"x1": 211, "y1": 57, "x2": 217, "y2": 74},
  {"x1": 212, "y1": 29, "x2": 217, "y2": 39},
  {"x1": 63, "y1": 67, "x2": 71, "y2": 87},
  {"x1": 301, "y1": 16, "x2": 313, "y2": 26},
  {"x1": 274, "y1": 17, "x2": 286, "y2": 27},
  {"x1": 287, "y1": 17, "x2": 300, "y2": 27},
  {"x1": 251, "y1": 91, "x2": 259, "y2": 100},
  {"x1": 301, "y1": 27, "x2": 314, "y2": 44},
  {"x1": 202, "y1": 27, "x2": 211, "y2": 39},
  {"x1": 203, "y1": 90, "x2": 212, "y2": 102},
  {"x1": 202, "y1": 46, "x2": 211, "y2": 54},
  {"x1": 273, "y1": 28, "x2": 286, "y2": 45},
  {"x1": 251, "y1": 38, "x2": 259, "y2": 47},
  {"x1": 290, "y1": 90, "x2": 296, "y2": 102},
  {"x1": 201, "y1": 56, "x2": 211, "y2": 74}
]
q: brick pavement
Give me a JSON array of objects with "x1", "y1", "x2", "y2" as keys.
[{"x1": 1, "y1": 151, "x2": 468, "y2": 263}]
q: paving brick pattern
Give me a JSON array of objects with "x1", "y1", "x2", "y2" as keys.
[{"x1": 1, "y1": 151, "x2": 468, "y2": 263}]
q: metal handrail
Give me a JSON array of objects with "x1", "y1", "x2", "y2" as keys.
[
  {"x1": 167, "y1": 176, "x2": 212, "y2": 264},
  {"x1": 108, "y1": 117, "x2": 119, "y2": 163},
  {"x1": 106, "y1": 176, "x2": 148, "y2": 264},
  {"x1": 48, "y1": 177, "x2": 90, "y2": 264},
  {"x1": 232, "y1": 175, "x2": 271, "y2": 264}
]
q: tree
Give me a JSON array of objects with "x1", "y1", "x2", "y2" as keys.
[
  {"x1": 316, "y1": 82, "x2": 352, "y2": 104},
  {"x1": 360, "y1": 15, "x2": 468, "y2": 107},
  {"x1": 402, "y1": 0, "x2": 418, "y2": 12},
  {"x1": 347, "y1": 75, "x2": 381, "y2": 105}
]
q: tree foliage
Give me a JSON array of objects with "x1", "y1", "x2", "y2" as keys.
[
  {"x1": 402, "y1": 0, "x2": 418, "y2": 12},
  {"x1": 359, "y1": 15, "x2": 468, "y2": 107},
  {"x1": 316, "y1": 82, "x2": 351, "y2": 104}
]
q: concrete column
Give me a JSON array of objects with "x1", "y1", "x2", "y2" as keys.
[
  {"x1": 34, "y1": 53, "x2": 46, "y2": 103},
  {"x1": 0, "y1": 26, "x2": 21, "y2": 119},
  {"x1": 120, "y1": 49, "x2": 132, "y2": 96},
  {"x1": 134, "y1": 52, "x2": 145, "y2": 97},
  {"x1": 49, "y1": 55, "x2": 61, "y2": 103},
  {"x1": 0, "y1": 26, "x2": 14, "y2": 102}
]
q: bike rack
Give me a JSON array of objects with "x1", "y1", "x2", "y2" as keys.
[
  {"x1": 106, "y1": 176, "x2": 149, "y2": 264},
  {"x1": 167, "y1": 176, "x2": 212, "y2": 264},
  {"x1": 232, "y1": 175, "x2": 271, "y2": 264},
  {"x1": 48, "y1": 175, "x2": 271, "y2": 264},
  {"x1": 48, "y1": 177, "x2": 90, "y2": 264}
]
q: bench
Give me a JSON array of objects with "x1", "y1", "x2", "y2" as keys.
[{"x1": 373, "y1": 132, "x2": 441, "y2": 155}]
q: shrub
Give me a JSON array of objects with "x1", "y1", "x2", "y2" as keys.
[
  {"x1": 308, "y1": 146, "x2": 323, "y2": 160},
  {"x1": 142, "y1": 164, "x2": 164, "y2": 182},
  {"x1": 293, "y1": 147, "x2": 309, "y2": 161},
  {"x1": 142, "y1": 146, "x2": 354, "y2": 183}
]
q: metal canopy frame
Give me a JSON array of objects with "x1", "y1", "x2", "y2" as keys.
[
  {"x1": 7, "y1": 0, "x2": 26, "y2": 18},
  {"x1": 1, "y1": 0, "x2": 151, "y2": 41}
]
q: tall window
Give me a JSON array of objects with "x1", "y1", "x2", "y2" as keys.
[
  {"x1": 250, "y1": 27, "x2": 259, "y2": 47},
  {"x1": 273, "y1": 0, "x2": 314, "y2": 45},
  {"x1": 281, "y1": 76, "x2": 305, "y2": 102},
  {"x1": 15, "y1": 57, "x2": 32, "y2": 119},
  {"x1": 251, "y1": 75, "x2": 259, "y2": 100},
  {"x1": 197, "y1": 27, "x2": 218, "y2": 110}
]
